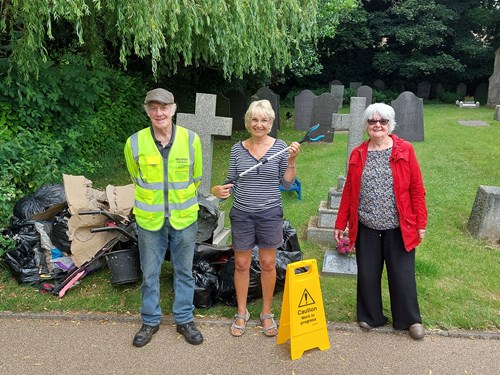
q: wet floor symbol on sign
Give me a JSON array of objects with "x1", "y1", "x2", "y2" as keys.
[{"x1": 298, "y1": 289, "x2": 315, "y2": 308}]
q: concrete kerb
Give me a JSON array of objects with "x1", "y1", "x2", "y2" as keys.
[{"x1": 1, "y1": 311, "x2": 499, "y2": 341}]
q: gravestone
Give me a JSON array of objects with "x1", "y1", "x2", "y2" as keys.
[
  {"x1": 350, "y1": 82, "x2": 362, "y2": 91},
  {"x1": 391, "y1": 91, "x2": 424, "y2": 142},
  {"x1": 435, "y1": 83, "x2": 445, "y2": 100},
  {"x1": 456, "y1": 83, "x2": 467, "y2": 98},
  {"x1": 417, "y1": 81, "x2": 431, "y2": 100},
  {"x1": 373, "y1": 79, "x2": 385, "y2": 90},
  {"x1": 475, "y1": 83, "x2": 489, "y2": 105},
  {"x1": 225, "y1": 89, "x2": 248, "y2": 131},
  {"x1": 177, "y1": 93, "x2": 233, "y2": 197},
  {"x1": 357, "y1": 85, "x2": 373, "y2": 106},
  {"x1": 495, "y1": 105, "x2": 500, "y2": 121},
  {"x1": 467, "y1": 186, "x2": 500, "y2": 241},
  {"x1": 332, "y1": 97, "x2": 366, "y2": 173},
  {"x1": 215, "y1": 94, "x2": 231, "y2": 140},
  {"x1": 311, "y1": 93, "x2": 339, "y2": 142},
  {"x1": 294, "y1": 90, "x2": 317, "y2": 131},
  {"x1": 329, "y1": 79, "x2": 343, "y2": 87},
  {"x1": 251, "y1": 87, "x2": 280, "y2": 138},
  {"x1": 487, "y1": 47, "x2": 500, "y2": 107},
  {"x1": 322, "y1": 249, "x2": 357, "y2": 276},
  {"x1": 330, "y1": 84, "x2": 344, "y2": 109}
]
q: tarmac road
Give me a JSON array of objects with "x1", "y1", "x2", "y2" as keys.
[{"x1": 0, "y1": 312, "x2": 499, "y2": 375}]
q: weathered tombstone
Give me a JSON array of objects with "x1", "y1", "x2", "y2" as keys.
[
  {"x1": 329, "y1": 79, "x2": 343, "y2": 87},
  {"x1": 225, "y1": 89, "x2": 248, "y2": 131},
  {"x1": 330, "y1": 84, "x2": 344, "y2": 109},
  {"x1": 391, "y1": 91, "x2": 424, "y2": 142},
  {"x1": 487, "y1": 47, "x2": 500, "y2": 107},
  {"x1": 495, "y1": 105, "x2": 500, "y2": 121},
  {"x1": 214, "y1": 93, "x2": 231, "y2": 140},
  {"x1": 456, "y1": 83, "x2": 467, "y2": 98},
  {"x1": 417, "y1": 81, "x2": 431, "y2": 100},
  {"x1": 475, "y1": 83, "x2": 489, "y2": 105},
  {"x1": 322, "y1": 250, "x2": 357, "y2": 276},
  {"x1": 350, "y1": 82, "x2": 362, "y2": 91},
  {"x1": 294, "y1": 90, "x2": 317, "y2": 131},
  {"x1": 435, "y1": 83, "x2": 445, "y2": 100},
  {"x1": 177, "y1": 93, "x2": 233, "y2": 196},
  {"x1": 373, "y1": 79, "x2": 385, "y2": 90},
  {"x1": 467, "y1": 186, "x2": 500, "y2": 241},
  {"x1": 251, "y1": 87, "x2": 280, "y2": 138},
  {"x1": 311, "y1": 93, "x2": 339, "y2": 142},
  {"x1": 331, "y1": 97, "x2": 367, "y2": 173},
  {"x1": 357, "y1": 85, "x2": 373, "y2": 106}
]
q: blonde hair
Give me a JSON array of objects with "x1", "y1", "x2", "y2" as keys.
[{"x1": 244, "y1": 100, "x2": 275, "y2": 133}]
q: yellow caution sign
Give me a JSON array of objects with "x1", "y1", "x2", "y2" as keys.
[{"x1": 277, "y1": 259, "x2": 330, "y2": 360}]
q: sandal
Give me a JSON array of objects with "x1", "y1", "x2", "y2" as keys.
[
  {"x1": 230, "y1": 309, "x2": 250, "y2": 337},
  {"x1": 260, "y1": 312, "x2": 278, "y2": 337}
]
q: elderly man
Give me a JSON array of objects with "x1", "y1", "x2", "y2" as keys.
[{"x1": 124, "y1": 88, "x2": 203, "y2": 346}]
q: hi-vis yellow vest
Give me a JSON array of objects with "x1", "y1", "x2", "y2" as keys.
[{"x1": 124, "y1": 125, "x2": 202, "y2": 231}]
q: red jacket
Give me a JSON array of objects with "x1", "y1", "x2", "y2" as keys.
[{"x1": 335, "y1": 134, "x2": 428, "y2": 251}]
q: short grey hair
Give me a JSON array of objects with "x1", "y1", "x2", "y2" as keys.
[{"x1": 362, "y1": 103, "x2": 396, "y2": 133}]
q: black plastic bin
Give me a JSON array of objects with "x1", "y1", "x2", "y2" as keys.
[{"x1": 106, "y1": 248, "x2": 141, "y2": 285}]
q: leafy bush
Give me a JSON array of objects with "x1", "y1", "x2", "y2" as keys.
[
  {"x1": 0, "y1": 55, "x2": 148, "y2": 225},
  {"x1": 439, "y1": 91, "x2": 461, "y2": 104}
]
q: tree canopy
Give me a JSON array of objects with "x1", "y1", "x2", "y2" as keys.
[{"x1": 0, "y1": 0, "x2": 355, "y2": 81}]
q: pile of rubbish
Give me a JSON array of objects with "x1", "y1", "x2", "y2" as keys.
[{"x1": 0, "y1": 175, "x2": 303, "y2": 308}]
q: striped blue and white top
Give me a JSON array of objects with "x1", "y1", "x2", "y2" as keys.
[{"x1": 227, "y1": 139, "x2": 294, "y2": 213}]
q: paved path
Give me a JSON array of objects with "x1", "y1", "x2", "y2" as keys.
[{"x1": 0, "y1": 312, "x2": 499, "y2": 375}]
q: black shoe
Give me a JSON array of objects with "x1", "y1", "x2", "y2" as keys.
[
  {"x1": 176, "y1": 322, "x2": 203, "y2": 345},
  {"x1": 133, "y1": 324, "x2": 159, "y2": 347},
  {"x1": 358, "y1": 321, "x2": 373, "y2": 330}
]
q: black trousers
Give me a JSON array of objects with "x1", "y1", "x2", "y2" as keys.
[{"x1": 356, "y1": 222, "x2": 422, "y2": 330}]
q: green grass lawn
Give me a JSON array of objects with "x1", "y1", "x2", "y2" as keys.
[{"x1": 1, "y1": 104, "x2": 499, "y2": 331}]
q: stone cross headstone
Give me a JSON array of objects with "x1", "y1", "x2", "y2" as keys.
[
  {"x1": 225, "y1": 89, "x2": 248, "y2": 131},
  {"x1": 177, "y1": 93, "x2": 233, "y2": 197},
  {"x1": 475, "y1": 83, "x2": 488, "y2": 105},
  {"x1": 487, "y1": 47, "x2": 500, "y2": 107},
  {"x1": 417, "y1": 81, "x2": 431, "y2": 100},
  {"x1": 456, "y1": 83, "x2": 467, "y2": 98},
  {"x1": 332, "y1": 97, "x2": 367, "y2": 173},
  {"x1": 294, "y1": 89, "x2": 317, "y2": 131},
  {"x1": 330, "y1": 84, "x2": 345, "y2": 109},
  {"x1": 357, "y1": 85, "x2": 373, "y2": 106},
  {"x1": 391, "y1": 91, "x2": 424, "y2": 142},
  {"x1": 350, "y1": 82, "x2": 362, "y2": 91},
  {"x1": 467, "y1": 185, "x2": 500, "y2": 241},
  {"x1": 311, "y1": 93, "x2": 339, "y2": 142},
  {"x1": 495, "y1": 105, "x2": 500, "y2": 121},
  {"x1": 251, "y1": 87, "x2": 280, "y2": 138}
]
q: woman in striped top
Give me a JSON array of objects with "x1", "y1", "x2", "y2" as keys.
[{"x1": 211, "y1": 99, "x2": 300, "y2": 337}]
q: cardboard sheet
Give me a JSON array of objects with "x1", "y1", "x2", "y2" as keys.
[{"x1": 63, "y1": 174, "x2": 134, "y2": 267}]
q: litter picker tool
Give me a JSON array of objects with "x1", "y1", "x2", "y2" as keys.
[{"x1": 222, "y1": 124, "x2": 325, "y2": 185}]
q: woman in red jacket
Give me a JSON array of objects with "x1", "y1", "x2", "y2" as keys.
[{"x1": 334, "y1": 103, "x2": 428, "y2": 340}]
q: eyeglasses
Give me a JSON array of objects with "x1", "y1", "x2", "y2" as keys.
[{"x1": 368, "y1": 119, "x2": 389, "y2": 126}]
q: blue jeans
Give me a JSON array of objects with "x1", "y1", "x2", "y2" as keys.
[{"x1": 137, "y1": 220, "x2": 197, "y2": 326}]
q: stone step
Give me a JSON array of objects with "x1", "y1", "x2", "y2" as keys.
[
  {"x1": 317, "y1": 200, "x2": 338, "y2": 229},
  {"x1": 328, "y1": 188, "x2": 342, "y2": 210},
  {"x1": 306, "y1": 216, "x2": 335, "y2": 246}
]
